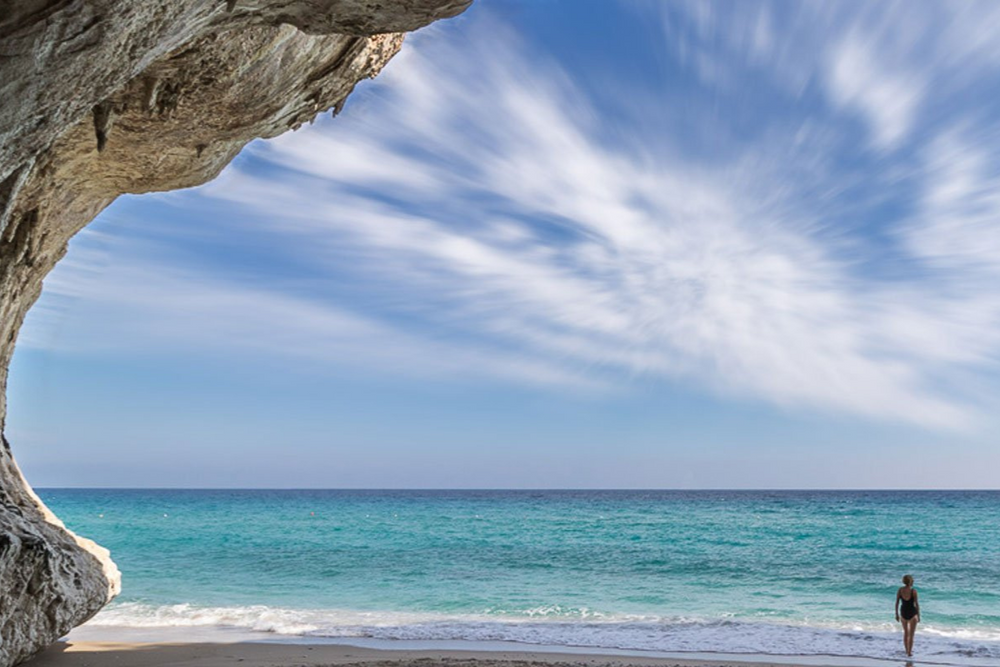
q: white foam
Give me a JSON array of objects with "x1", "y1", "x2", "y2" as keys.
[{"x1": 74, "y1": 604, "x2": 1000, "y2": 667}]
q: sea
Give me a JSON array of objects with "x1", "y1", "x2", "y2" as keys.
[{"x1": 38, "y1": 489, "x2": 1000, "y2": 666}]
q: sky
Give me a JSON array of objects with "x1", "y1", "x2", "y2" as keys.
[{"x1": 8, "y1": 0, "x2": 1000, "y2": 489}]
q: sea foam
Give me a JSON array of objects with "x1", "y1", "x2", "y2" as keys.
[{"x1": 84, "y1": 603, "x2": 1000, "y2": 666}]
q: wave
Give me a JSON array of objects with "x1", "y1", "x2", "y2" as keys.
[{"x1": 82, "y1": 603, "x2": 1000, "y2": 666}]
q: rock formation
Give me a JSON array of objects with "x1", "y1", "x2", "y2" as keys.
[{"x1": 0, "y1": 2, "x2": 469, "y2": 664}]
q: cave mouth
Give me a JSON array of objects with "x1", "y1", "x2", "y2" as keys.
[{"x1": 0, "y1": 2, "x2": 469, "y2": 664}]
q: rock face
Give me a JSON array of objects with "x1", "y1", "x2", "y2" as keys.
[{"x1": 0, "y1": 2, "x2": 469, "y2": 664}]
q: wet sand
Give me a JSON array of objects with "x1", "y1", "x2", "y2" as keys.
[{"x1": 25, "y1": 642, "x2": 903, "y2": 667}]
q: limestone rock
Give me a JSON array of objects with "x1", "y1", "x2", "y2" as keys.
[
  {"x1": 0, "y1": 1, "x2": 470, "y2": 664},
  {"x1": 0, "y1": 437, "x2": 119, "y2": 666}
]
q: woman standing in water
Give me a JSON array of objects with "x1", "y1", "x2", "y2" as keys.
[{"x1": 896, "y1": 574, "x2": 921, "y2": 656}]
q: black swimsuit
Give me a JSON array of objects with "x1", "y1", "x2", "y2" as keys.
[{"x1": 900, "y1": 590, "x2": 918, "y2": 620}]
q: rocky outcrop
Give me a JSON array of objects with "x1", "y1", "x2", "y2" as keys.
[
  {"x1": 0, "y1": 2, "x2": 469, "y2": 664},
  {"x1": 0, "y1": 437, "x2": 118, "y2": 666}
]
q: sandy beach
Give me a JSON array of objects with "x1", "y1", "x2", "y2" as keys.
[{"x1": 25, "y1": 643, "x2": 889, "y2": 667}]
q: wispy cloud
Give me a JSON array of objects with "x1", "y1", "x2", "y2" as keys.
[
  {"x1": 824, "y1": 35, "x2": 924, "y2": 150},
  {"x1": 24, "y1": 234, "x2": 600, "y2": 389},
  {"x1": 905, "y1": 128, "x2": 1000, "y2": 277},
  {"x1": 193, "y1": 7, "x2": 1000, "y2": 429},
  {"x1": 25, "y1": 3, "x2": 1000, "y2": 431}
]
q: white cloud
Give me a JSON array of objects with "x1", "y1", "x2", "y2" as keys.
[
  {"x1": 663, "y1": 2, "x2": 1000, "y2": 154},
  {"x1": 24, "y1": 237, "x2": 601, "y2": 391},
  {"x1": 26, "y1": 5, "x2": 1000, "y2": 433},
  {"x1": 193, "y1": 16, "x2": 1000, "y2": 429},
  {"x1": 824, "y1": 35, "x2": 924, "y2": 150},
  {"x1": 904, "y1": 129, "x2": 1000, "y2": 276}
]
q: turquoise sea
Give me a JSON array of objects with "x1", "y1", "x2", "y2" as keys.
[{"x1": 40, "y1": 490, "x2": 1000, "y2": 665}]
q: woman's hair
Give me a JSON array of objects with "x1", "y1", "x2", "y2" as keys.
[{"x1": 903, "y1": 574, "x2": 914, "y2": 586}]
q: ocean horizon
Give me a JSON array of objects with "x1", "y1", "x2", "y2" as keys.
[
  {"x1": 38, "y1": 489, "x2": 1000, "y2": 666},
  {"x1": 35, "y1": 487, "x2": 1000, "y2": 496}
]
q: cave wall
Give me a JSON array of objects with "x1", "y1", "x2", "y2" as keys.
[{"x1": 0, "y1": 2, "x2": 469, "y2": 664}]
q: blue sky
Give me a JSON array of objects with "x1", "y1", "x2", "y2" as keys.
[{"x1": 9, "y1": 0, "x2": 1000, "y2": 488}]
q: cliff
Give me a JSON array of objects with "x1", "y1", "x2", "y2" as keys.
[{"x1": 0, "y1": 2, "x2": 469, "y2": 664}]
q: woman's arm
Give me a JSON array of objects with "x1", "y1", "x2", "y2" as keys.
[
  {"x1": 895, "y1": 589, "x2": 901, "y2": 621},
  {"x1": 914, "y1": 590, "x2": 920, "y2": 622}
]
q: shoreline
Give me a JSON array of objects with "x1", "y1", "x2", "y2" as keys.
[
  {"x1": 25, "y1": 632, "x2": 949, "y2": 667},
  {"x1": 54, "y1": 621, "x2": 991, "y2": 667},
  {"x1": 25, "y1": 641, "x2": 926, "y2": 667}
]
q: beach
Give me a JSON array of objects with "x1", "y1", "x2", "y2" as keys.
[{"x1": 26, "y1": 642, "x2": 897, "y2": 667}]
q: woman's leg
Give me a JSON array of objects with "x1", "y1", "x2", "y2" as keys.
[{"x1": 904, "y1": 618, "x2": 916, "y2": 655}]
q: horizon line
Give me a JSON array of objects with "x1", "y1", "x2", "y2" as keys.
[{"x1": 33, "y1": 486, "x2": 1000, "y2": 492}]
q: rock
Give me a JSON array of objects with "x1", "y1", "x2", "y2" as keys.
[
  {"x1": 0, "y1": 1, "x2": 470, "y2": 664},
  {"x1": 0, "y1": 436, "x2": 119, "y2": 666}
]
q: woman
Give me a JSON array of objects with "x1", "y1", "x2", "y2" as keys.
[{"x1": 895, "y1": 574, "x2": 920, "y2": 656}]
